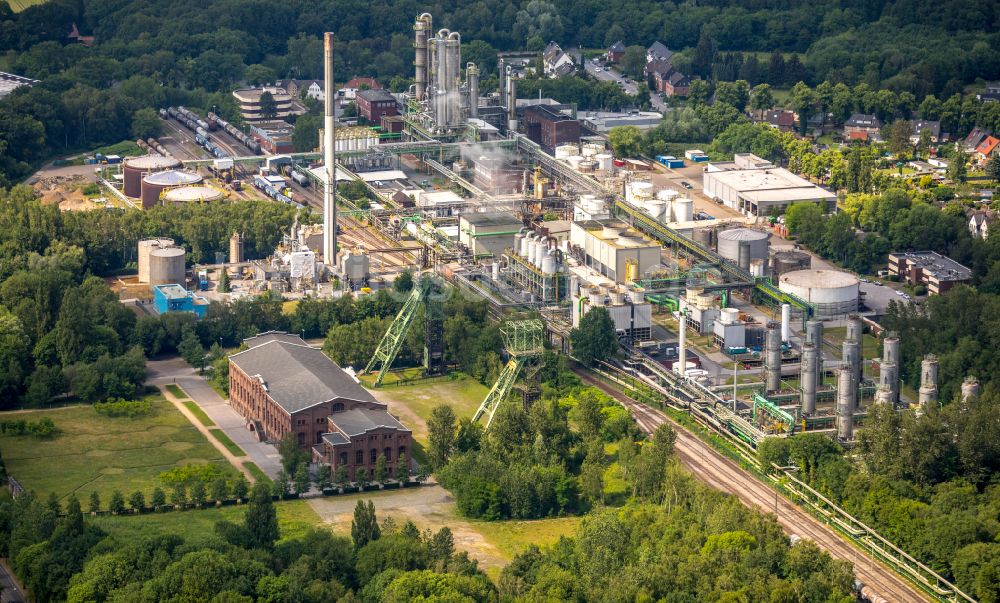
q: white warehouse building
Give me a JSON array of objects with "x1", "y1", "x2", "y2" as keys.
[
  {"x1": 703, "y1": 153, "x2": 836, "y2": 217},
  {"x1": 569, "y1": 219, "x2": 661, "y2": 282}
]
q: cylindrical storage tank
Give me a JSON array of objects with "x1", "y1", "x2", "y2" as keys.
[
  {"x1": 514, "y1": 232, "x2": 524, "y2": 256},
  {"x1": 161, "y1": 185, "x2": 225, "y2": 205},
  {"x1": 672, "y1": 197, "x2": 694, "y2": 223},
  {"x1": 778, "y1": 270, "x2": 859, "y2": 319},
  {"x1": 148, "y1": 247, "x2": 186, "y2": 286},
  {"x1": 657, "y1": 188, "x2": 679, "y2": 202},
  {"x1": 541, "y1": 250, "x2": 557, "y2": 275},
  {"x1": 140, "y1": 170, "x2": 202, "y2": 209},
  {"x1": 123, "y1": 155, "x2": 181, "y2": 198},
  {"x1": 770, "y1": 250, "x2": 811, "y2": 278},
  {"x1": 579, "y1": 160, "x2": 597, "y2": 173},
  {"x1": 781, "y1": 303, "x2": 791, "y2": 342},
  {"x1": 749, "y1": 258, "x2": 766, "y2": 277},
  {"x1": 138, "y1": 238, "x2": 175, "y2": 284},
  {"x1": 629, "y1": 286, "x2": 645, "y2": 303},
  {"x1": 566, "y1": 156, "x2": 584, "y2": 170},
  {"x1": 533, "y1": 239, "x2": 545, "y2": 267},
  {"x1": 520, "y1": 233, "x2": 532, "y2": 258},
  {"x1": 883, "y1": 334, "x2": 901, "y2": 365},
  {"x1": 555, "y1": 144, "x2": 578, "y2": 159},
  {"x1": 645, "y1": 199, "x2": 667, "y2": 222},
  {"x1": 961, "y1": 377, "x2": 980, "y2": 401},
  {"x1": 836, "y1": 368, "x2": 854, "y2": 441},
  {"x1": 595, "y1": 154, "x2": 613, "y2": 171},
  {"x1": 800, "y1": 342, "x2": 817, "y2": 416},
  {"x1": 611, "y1": 287, "x2": 625, "y2": 305},
  {"x1": 720, "y1": 307, "x2": 740, "y2": 323},
  {"x1": 628, "y1": 181, "x2": 653, "y2": 204},
  {"x1": 581, "y1": 143, "x2": 602, "y2": 157},
  {"x1": 693, "y1": 228, "x2": 712, "y2": 249},
  {"x1": 717, "y1": 228, "x2": 770, "y2": 264},
  {"x1": 737, "y1": 241, "x2": 751, "y2": 271}
]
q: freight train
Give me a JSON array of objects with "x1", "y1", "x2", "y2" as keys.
[
  {"x1": 251, "y1": 175, "x2": 301, "y2": 208},
  {"x1": 137, "y1": 137, "x2": 171, "y2": 157},
  {"x1": 208, "y1": 112, "x2": 262, "y2": 155}
]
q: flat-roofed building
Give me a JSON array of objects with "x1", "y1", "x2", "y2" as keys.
[
  {"x1": 703, "y1": 153, "x2": 836, "y2": 216},
  {"x1": 570, "y1": 219, "x2": 661, "y2": 282},
  {"x1": 356, "y1": 89, "x2": 398, "y2": 124},
  {"x1": 153, "y1": 284, "x2": 208, "y2": 318},
  {"x1": 459, "y1": 212, "x2": 523, "y2": 256},
  {"x1": 228, "y1": 332, "x2": 411, "y2": 481},
  {"x1": 232, "y1": 87, "x2": 303, "y2": 121},
  {"x1": 888, "y1": 251, "x2": 972, "y2": 295},
  {"x1": 523, "y1": 104, "x2": 580, "y2": 151}
]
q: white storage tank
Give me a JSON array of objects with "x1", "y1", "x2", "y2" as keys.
[
  {"x1": 541, "y1": 250, "x2": 557, "y2": 275},
  {"x1": 555, "y1": 144, "x2": 579, "y2": 159},
  {"x1": 161, "y1": 185, "x2": 225, "y2": 205},
  {"x1": 566, "y1": 155, "x2": 584, "y2": 170},
  {"x1": 627, "y1": 181, "x2": 653, "y2": 204},
  {"x1": 595, "y1": 154, "x2": 613, "y2": 171},
  {"x1": 138, "y1": 238, "x2": 175, "y2": 284},
  {"x1": 720, "y1": 307, "x2": 740, "y2": 323},
  {"x1": 123, "y1": 155, "x2": 182, "y2": 198},
  {"x1": 644, "y1": 199, "x2": 667, "y2": 222},
  {"x1": 717, "y1": 228, "x2": 769, "y2": 264},
  {"x1": 340, "y1": 249, "x2": 370, "y2": 282},
  {"x1": 579, "y1": 160, "x2": 597, "y2": 173},
  {"x1": 778, "y1": 269, "x2": 859, "y2": 319},
  {"x1": 581, "y1": 143, "x2": 603, "y2": 157},
  {"x1": 672, "y1": 197, "x2": 694, "y2": 222},
  {"x1": 148, "y1": 246, "x2": 186, "y2": 286},
  {"x1": 657, "y1": 189, "x2": 679, "y2": 202}
]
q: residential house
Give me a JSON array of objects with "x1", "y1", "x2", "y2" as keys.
[
  {"x1": 67, "y1": 23, "x2": 95, "y2": 47},
  {"x1": 228, "y1": 331, "x2": 412, "y2": 482},
  {"x1": 662, "y1": 70, "x2": 691, "y2": 97},
  {"x1": 887, "y1": 251, "x2": 972, "y2": 295},
  {"x1": 607, "y1": 41, "x2": 626, "y2": 63},
  {"x1": 759, "y1": 110, "x2": 796, "y2": 132},
  {"x1": 974, "y1": 135, "x2": 999, "y2": 166},
  {"x1": 969, "y1": 211, "x2": 996, "y2": 240},
  {"x1": 909, "y1": 120, "x2": 941, "y2": 145},
  {"x1": 963, "y1": 126, "x2": 992, "y2": 153},
  {"x1": 843, "y1": 114, "x2": 882, "y2": 140},
  {"x1": 543, "y1": 42, "x2": 576, "y2": 78},
  {"x1": 646, "y1": 41, "x2": 672, "y2": 63},
  {"x1": 977, "y1": 81, "x2": 1000, "y2": 103},
  {"x1": 276, "y1": 79, "x2": 324, "y2": 101},
  {"x1": 339, "y1": 77, "x2": 382, "y2": 103}
]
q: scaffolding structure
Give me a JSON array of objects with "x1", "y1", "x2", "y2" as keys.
[
  {"x1": 502, "y1": 251, "x2": 569, "y2": 303},
  {"x1": 473, "y1": 320, "x2": 545, "y2": 428}
]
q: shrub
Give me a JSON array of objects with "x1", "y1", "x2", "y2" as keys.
[
  {"x1": 94, "y1": 397, "x2": 152, "y2": 418},
  {"x1": 0, "y1": 418, "x2": 59, "y2": 438}
]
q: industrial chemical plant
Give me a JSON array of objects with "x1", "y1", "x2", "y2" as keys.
[{"x1": 82, "y1": 14, "x2": 969, "y2": 468}]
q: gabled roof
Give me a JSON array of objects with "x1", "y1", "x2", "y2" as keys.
[
  {"x1": 229, "y1": 339, "x2": 378, "y2": 414},
  {"x1": 329, "y1": 408, "x2": 410, "y2": 437},
  {"x1": 975, "y1": 136, "x2": 1000, "y2": 156},
  {"x1": 608, "y1": 40, "x2": 626, "y2": 53},
  {"x1": 910, "y1": 120, "x2": 941, "y2": 138},
  {"x1": 344, "y1": 77, "x2": 381, "y2": 90},
  {"x1": 964, "y1": 126, "x2": 991, "y2": 147},
  {"x1": 543, "y1": 41, "x2": 563, "y2": 62},
  {"x1": 647, "y1": 41, "x2": 671, "y2": 61},
  {"x1": 357, "y1": 88, "x2": 395, "y2": 103},
  {"x1": 845, "y1": 113, "x2": 881, "y2": 129},
  {"x1": 764, "y1": 110, "x2": 796, "y2": 128},
  {"x1": 666, "y1": 71, "x2": 690, "y2": 86},
  {"x1": 244, "y1": 331, "x2": 307, "y2": 348},
  {"x1": 646, "y1": 58, "x2": 672, "y2": 76}
]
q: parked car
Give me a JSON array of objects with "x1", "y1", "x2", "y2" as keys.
[{"x1": 681, "y1": 181, "x2": 693, "y2": 189}]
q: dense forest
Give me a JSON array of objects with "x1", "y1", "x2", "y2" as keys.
[{"x1": 2, "y1": 0, "x2": 1000, "y2": 184}]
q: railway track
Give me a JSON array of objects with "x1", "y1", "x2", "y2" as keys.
[{"x1": 575, "y1": 369, "x2": 930, "y2": 603}]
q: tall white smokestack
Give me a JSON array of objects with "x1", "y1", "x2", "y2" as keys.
[{"x1": 323, "y1": 32, "x2": 337, "y2": 266}]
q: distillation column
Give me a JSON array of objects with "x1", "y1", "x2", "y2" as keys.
[
  {"x1": 467, "y1": 62, "x2": 479, "y2": 118},
  {"x1": 843, "y1": 314, "x2": 863, "y2": 410},
  {"x1": 836, "y1": 367, "x2": 854, "y2": 441},
  {"x1": 765, "y1": 321, "x2": 781, "y2": 393},
  {"x1": 414, "y1": 14, "x2": 431, "y2": 101},
  {"x1": 918, "y1": 355, "x2": 939, "y2": 409},
  {"x1": 805, "y1": 319, "x2": 823, "y2": 386},
  {"x1": 800, "y1": 342, "x2": 817, "y2": 416},
  {"x1": 877, "y1": 334, "x2": 900, "y2": 406},
  {"x1": 677, "y1": 312, "x2": 687, "y2": 378}
]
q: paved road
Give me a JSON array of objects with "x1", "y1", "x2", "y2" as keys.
[
  {"x1": 578, "y1": 370, "x2": 930, "y2": 602},
  {"x1": 146, "y1": 358, "x2": 283, "y2": 478},
  {"x1": 583, "y1": 61, "x2": 638, "y2": 95},
  {"x1": 0, "y1": 560, "x2": 25, "y2": 603}
]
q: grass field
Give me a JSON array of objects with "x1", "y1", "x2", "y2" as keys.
[
  {"x1": 367, "y1": 372, "x2": 490, "y2": 445},
  {"x1": 0, "y1": 393, "x2": 238, "y2": 503},
  {"x1": 209, "y1": 429, "x2": 246, "y2": 457},
  {"x1": 165, "y1": 384, "x2": 187, "y2": 399},
  {"x1": 92, "y1": 499, "x2": 320, "y2": 546},
  {"x1": 243, "y1": 461, "x2": 272, "y2": 484},
  {"x1": 825, "y1": 326, "x2": 880, "y2": 359},
  {"x1": 471, "y1": 517, "x2": 581, "y2": 560},
  {"x1": 7, "y1": 0, "x2": 47, "y2": 12},
  {"x1": 183, "y1": 401, "x2": 215, "y2": 427}
]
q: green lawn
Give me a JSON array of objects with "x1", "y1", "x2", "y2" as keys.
[
  {"x1": 7, "y1": 0, "x2": 47, "y2": 12},
  {"x1": 183, "y1": 401, "x2": 215, "y2": 427},
  {"x1": 471, "y1": 516, "x2": 581, "y2": 560},
  {"x1": 91, "y1": 499, "x2": 320, "y2": 546},
  {"x1": 209, "y1": 429, "x2": 246, "y2": 457},
  {"x1": 243, "y1": 461, "x2": 272, "y2": 484},
  {"x1": 165, "y1": 384, "x2": 187, "y2": 399},
  {"x1": 366, "y1": 372, "x2": 490, "y2": 445},
  {"x1": 0, "y1": 393, "x2": 238, "y2": 503},
  {"x1": 825, "y1": 327, "x2": 880, "y2": 359}
]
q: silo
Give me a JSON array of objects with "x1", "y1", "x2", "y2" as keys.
[
  {"x1": 919, "y1": 355, "x2": 939, "y2": 409},
  {"x1": 229, "y1": 232, "x2": 243, "y2": 264},
  {"x1": 141, "y1": 170, "x2": 202, "y2": 208},
  {"x1": 123, "y1": 155, "x2": 182, "y2": 198},
  {"x1": 717, "y1": 228, "x2": 769, "y2": 265},
  {"x1": 148, "y1": 246, "x2": 186, "y2": 286},
  {"x1": 595, "y1": 154, "x2": 613, "y2": 171},
  {"x1": 138, "y1": 238, "x2": 175, "y2": 283},
  {"x1": 693, "y1": 228, "x2": 712, "y2": 249},
  {"x1": 961, "y1": 377, "x2": 980, "y2": 401},
  {"x1": 645, "y1": 198, "x2": 667, "y2": 222}
]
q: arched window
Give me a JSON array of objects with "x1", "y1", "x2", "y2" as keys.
[
  {"x1": 356, "y1": 450, "x2": 364, "y2": 464},
  {"x1": 398, "y1": 446, "x2": 406, "y2": 459},
  {"x1": 332, "y1": 402, "x2": 345, "y2": 413},
  {"x1": 370, "y1": 449, "x2": 377, "y2": 463},
  {"x1": 339, "y1": 452, "x2": 348, "y2": 465},
  {"x1": 384, "y1": 447, "x2": 392, "y2": 461}
]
